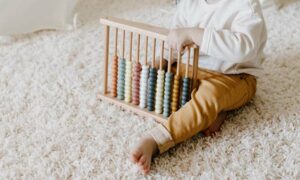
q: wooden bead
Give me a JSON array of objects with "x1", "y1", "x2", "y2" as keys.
[
  {"x1": 171, "y1": 75, "x2": 180, "y2": 113},
  {"x1": 132, "y1": 62, "x2": 142, "y2": 105},
  {"x1": 111, "y1": 56, "x2": 118, "y2": 97}
]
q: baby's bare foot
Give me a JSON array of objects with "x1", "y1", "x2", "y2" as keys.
[{"x1": 130, "y1": 135, "x2": 158, "y2": 174}]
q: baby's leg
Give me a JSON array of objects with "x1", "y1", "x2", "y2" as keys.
[
  {"x1": 131, "y1": 68, "x2": 257, "y2": 174},
  {"x1": 152, "y1": 72, "x2": 256, "y2": 153},
  {"x1": 130, "y1": 112, "x2": 227, "y2": 174}
]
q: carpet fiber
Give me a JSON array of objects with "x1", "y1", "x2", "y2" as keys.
[{"x1": 0, "y1": 0, "x2": 299, "y2": 179}]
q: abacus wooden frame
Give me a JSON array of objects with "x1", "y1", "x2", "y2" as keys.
[{"x1": 97, "y1": 17, "x2": 200, "y2": 124}]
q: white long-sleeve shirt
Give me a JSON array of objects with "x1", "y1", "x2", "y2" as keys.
[{"x1": 173, "y1": 0, "x2": 267, "y2": 76}]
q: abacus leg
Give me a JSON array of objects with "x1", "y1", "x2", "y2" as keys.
[{"x1": 149, "y1": 71, "x2": 257, "y2": 154}]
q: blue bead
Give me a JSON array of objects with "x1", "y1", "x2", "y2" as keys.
[{"x1": 150, "y1": 68, "x2": 156, "y2": 73}]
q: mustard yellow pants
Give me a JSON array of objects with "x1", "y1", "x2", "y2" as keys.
[{"x1": 150, "y1": 63, "x2": 257, "y2": 153}]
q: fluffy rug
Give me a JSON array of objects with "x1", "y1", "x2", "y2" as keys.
[{"x1": 0, "y1": 0, "x2": 299, "y2": 179}]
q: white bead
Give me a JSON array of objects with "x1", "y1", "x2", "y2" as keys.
[
  {"x1": 139, "y1": 65, "x2": 149, "y2": 109},
  {"x1": 154, "y1": 70, "x2": 165, "y2": 114}
]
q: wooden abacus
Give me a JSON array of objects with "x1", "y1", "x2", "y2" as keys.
[{"x1": 98, "y1": 17, "x2": 199, "y2": 124}]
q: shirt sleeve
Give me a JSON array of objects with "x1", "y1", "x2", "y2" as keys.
[{"x1": 200, "y1": 7, "x2": 267, "y2": 63}]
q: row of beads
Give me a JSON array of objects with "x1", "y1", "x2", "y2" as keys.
[
  {"x1": 181, "y1": 77, "x2": 191, "y2": 106},
  {"x1": 132, "y1": 62, "x2": 142, "y2": 105},
  {"x1": 155, "y1": 70, "x2": 165, "y2": 114},
  {"x1": 139, "y1": 65, "x2": 149, "y2": 108},
  {"x1": 171, "y1": 75, "x2": 180, "y2": 113},
  {"x1": 117, "y1": 58, "x2": 126, "y2": 100},
  {"x1": 147, "y1": 68, "x2": 157, "y2": 111},
  {"x1": 124, "y1": 61, "x2": 132, "y2": 103},
  {"x1": 111, "y1": 56, "x2": 119, "y2": 97},
  {"x1": 163, "y1": 72, "x2": 174, "y2": 117},
  {"x1": 117, "y1": 61, "x2": 191, "y2": 117}
]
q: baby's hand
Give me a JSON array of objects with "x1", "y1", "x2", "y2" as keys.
[
  {"x1": 167, "y1": 28, "x2": 193, "y2": 52},
  {"x1": 167, "y1": 28, "x2": 204, "y2": 52}
]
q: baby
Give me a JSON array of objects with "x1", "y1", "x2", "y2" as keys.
[{"x1": 131, "y1": 0, "x2": 267, "y2": 174}]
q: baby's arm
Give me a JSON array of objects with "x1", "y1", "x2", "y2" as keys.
[
  {"x1": 168, "y1": 4, "x2": 267, "y2": 63},
  {"x1": 199, "y1": 14, "x2": 267, "y2": 63},
  {"x1": 168, "y1": 1, "x2": 204, "y2": 52}
]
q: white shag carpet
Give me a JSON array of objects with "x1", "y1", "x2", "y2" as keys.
[{"x1": 0, "y1": 0, "x2": 299, "y2": 179}]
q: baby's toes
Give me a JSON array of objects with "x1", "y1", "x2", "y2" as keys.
[
  {"x1": 131, "y1": 149, "x2": 142, "y2": 163},
  {"x1": 139, "y1": 156, "x2": 151, "y2": 174},
  {"x1": 138, "y1": 156, "x2": 147, "y2": 166},
  {"x1": 142, "y1": 161, "x2": 151, "y2": 174}
]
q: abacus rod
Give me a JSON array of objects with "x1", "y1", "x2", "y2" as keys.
[
  {"x1": 168, "y1": 48, "x2": 173, "y2": 73},
  {"x1": 129, "y1": 32, "x2": 133, "y2": 62},
  {"x1": 185, "y1": 48, "x2": 191, "y2": 78},
  {"x1": 144, "y1": 36, "x2": 148, "y2": 65},
  {"x1": 160, "y1": 41, "x2": 164, "y2": 70},
  {"x1": 192, "y1": 48, "x2": 199, "y2": 90},
  {"x1": 122, "y1": 30, "x2": 125, "y2": 59},
  {"x1": 152, "y1": 38, "x2": 156, "y2": 68},
  {"x1": 114, "y1": 28, "x2": 118, "y2": 56},
  {"x1": 136, "y1": 34, "x2": 141, "y2": 63},
  {"x1": 103, "y1": 25, "x2": 110, "y2": 94},
  {"x1": 177, "y1": 51, "x2": 181, "y2": 76}
]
